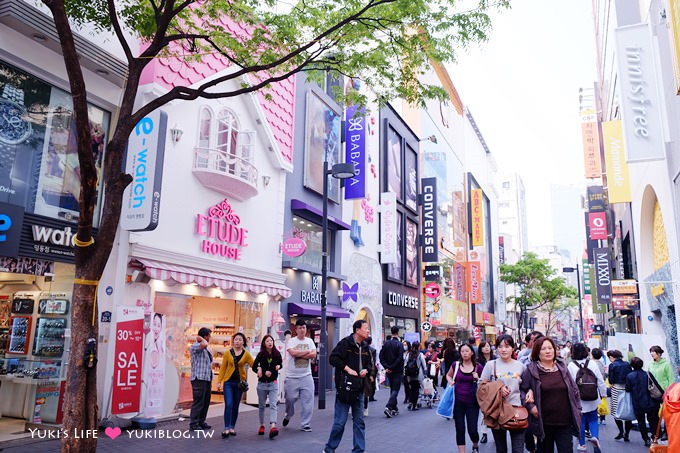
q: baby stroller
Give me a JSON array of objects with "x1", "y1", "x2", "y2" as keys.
[{"x1": 417, "y1": 377, "x2": 439, "y2": 408}]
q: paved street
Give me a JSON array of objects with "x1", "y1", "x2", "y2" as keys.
[{"x1": 0, "y1": 386, "x2": 656, "y2": 452}]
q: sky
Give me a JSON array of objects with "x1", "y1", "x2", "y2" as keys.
[{"x1": 450, "y1": 0, "x2": 597, "y2": 247}]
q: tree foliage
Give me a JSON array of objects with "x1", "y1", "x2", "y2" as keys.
[{"x1": 38, "y1": 0, "x2": 511, "y2": 451}]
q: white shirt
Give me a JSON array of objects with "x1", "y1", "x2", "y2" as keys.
[{"x1": 286, "y1": 336, "x2": 316, "y2": 378}]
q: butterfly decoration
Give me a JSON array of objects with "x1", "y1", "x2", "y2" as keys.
[{"x1": 342, "y1": 282, "x2": 359, "y2": 302}]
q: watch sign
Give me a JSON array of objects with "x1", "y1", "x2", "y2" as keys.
[{"x1": 0, "y1": 202, "x2": 24, "y2": 258}]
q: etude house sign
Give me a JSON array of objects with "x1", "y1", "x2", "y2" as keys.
[{"x1": 194, "y1": 198, "x2": 248, "y2": 260}]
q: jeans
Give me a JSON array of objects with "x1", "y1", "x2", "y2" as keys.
[
  {"x1": 579, "y1": 410, "x2": 599, "y2": 446},
  {"x1": 257, "y1": 381, "x2": 279, "y2": 425},
  {"x1": 189, "y1": 379, "x2": 212, "y2": 428},
  {"x1": 453, "y1": 400, "x2": 480, "y2": 446},
  {"x1": 223, "y1": 381, "x2": 243, "y2": 430},
  {"x1": 634, "y1": 408, "x2": 660, "y2": 441},
  {"x1": 408, "y1": 379, "x2": 420, "y2": 406},
  {"x1": 324, "y1": 394, "x2": 365, "y2": 453},
  {"x1": 385, "y1": 372, "x2": 402, "y2": 411},
  {"x1": 284, "y1": 374, "x2": 315, "y2": 427},
  {"x1": 538, "y1": 425, "x2": 573, "y2": 453},
  {"x1": 491, "y1": 428, "x2": 525, "y2": 453}
]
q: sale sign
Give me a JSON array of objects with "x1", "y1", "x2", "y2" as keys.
[{"x1": 112, "y1": 306, "x2": 145, "y2": 414}]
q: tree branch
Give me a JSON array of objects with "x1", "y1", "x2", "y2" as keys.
[{"x1": 106, "y1": 0, "x2": 134, "y2": 63}]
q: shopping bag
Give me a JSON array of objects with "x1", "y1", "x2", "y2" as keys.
[
  {"x1": 436, "y1": 384, "x2": 455, "y2": 419},
  {"x1": 614, "y1": 392, "x2": 636, "y2": 421},
  {"x1": 597, "y1": 397, "x2": 609, "y2": 416},
  {"x1": 422, "y1": 378, "x2": 435, "y2": 395}
]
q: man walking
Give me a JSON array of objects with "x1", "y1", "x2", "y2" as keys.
[
  {"x1": 189, "y1": 327, "x2": 213, "y2": 431},
  {"x1": 323, "y1": 319, "x2": 373, "y2": 453},
  {"x1": 379, "y1": 325, "x2": 404, "y2": 417},
  {"x1": 518, "y1": 331, "x2": 543, "y2": 366},
  {"x1": 283, "y1": 319, "x2": 316, "y2": 432}
]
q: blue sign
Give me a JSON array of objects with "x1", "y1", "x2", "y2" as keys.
[
  {"x1": 0, "y1": 202, "x2": 24, "y2": 258},
  {"x1": 344, "y1": 105, "x2": 366, "y2": 199},
  {"x1": 105, "y1": 286, "x2": 113, "y2": 296}
]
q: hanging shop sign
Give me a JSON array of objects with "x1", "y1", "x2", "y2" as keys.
[
  {"x1": 424, "y1": 282, "x2": 441, "y2": 299},
  {"x1": 344, "y1": 104, "x2": 366, "y2": 199},
  {"x1": 380, "y1": 192, "x2": 397, "y2": 264},
  {"x1": 424, "y1": 265, "x2": 442, "y2": 282},
  {"x1": 421, "y1": 177, "x2": 438, "y2": 262},
  {"x1": 587, "y1": 186, "x2": 606, "y2": 212},
  {"x1": 612, "y1": 295, "x2": 639, "y2": 310},
  {"x1": 582, "y1": 259, "x2": 592, "y2": 295},
  {"x1": 581, "y1": 109, "x2": 602, "y2": 178},
  {"x1": 121, "y1": 110, "x2": 167, "y2": 231},
  {"x1": 282, "y1": 237, "x2": 307, "y2": 257},
  {"x1": 468, "y1": 261, "x2": 481, "y2": 304},
  {"x1": 602, "y1": 121, "x2": 631, "y2": 203},
  {"x1": 611, "y1": 279, "x2": 638, "y2": 294},
  {"x1": 0, "y1": 202, "x2": 24, "y2": 258},
  {"x1": 387, "y1": 291, "x2": 419, "y2": 310},
  {"x1": 17, "y1": 213, "x2": 98, "y2": 264},
  {"x1": 471, "y1": 189, "x2": 484, "y2": 247},
  {"x1": 588, "y1": 212, "x2": 608, "y2": 240},
  {"x1": 594, "y1": 247, "x2": 612, "y2": 308},
  {"x1": 194, "y1": 198, "x2": 249, "y2": 260},
  {"x1": 111, "y1": 306, "x2": 144, "y2": 415}
]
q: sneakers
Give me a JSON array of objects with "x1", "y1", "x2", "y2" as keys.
[
  {"x1": 588, "y1": 437, "x2": 600, "y2": 449},
  {"x1": 282, "y1": 417, "x2": 290, "y2": 427},
  {"x1": 302, "y1": 425, "x2": 312, "y2": 432},
  {"x1": 364, "y1": 408, "x2": 369, "y2": 417},
  {"x1": 406, "y1": 403, "x2": 413, "y2": 411},
  {"x1": 480, "y1": 434, "x2": 487, "y2": 444},
  {"x1": 269, "y1": 427, "x2": 279, "y2": 439},
  {"x1": 392, "y1": 409, "x2": 399, "y2": 416},
  {"x1": 384, "y1": 408, "x2": 393, "y2": 418},
  {"x1": 576, "y1": 445, "x2": 587, "y2": 452},
  {"x1": 258, "y1": 425, "x2": 265, "y2": 435}
]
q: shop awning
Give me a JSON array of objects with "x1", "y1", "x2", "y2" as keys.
[
  {"x1": 287, "y1": 302, "x2": 350, "y2": 318},
  {"x1": 135, "y1": 258, "x2": 292, "y2": 298},
  {"x1": 291, "y1": 199, "x2": 351, "y2": 230}
]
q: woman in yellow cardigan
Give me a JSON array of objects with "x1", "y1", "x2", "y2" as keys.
[{"x1": 217, "y1": 332, "x2": 254, "y2": 438}]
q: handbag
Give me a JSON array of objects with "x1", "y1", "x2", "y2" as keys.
[
  {"x1": 649, "y1": 405, "x2": 667, "y2": 453},
  {"x1": 614, "y1": 391, "x2": 636, "y2": 420},
  {"x1": 501, "y1": 405, "x2": 529, "y2": 431},
  {"x1": 337, "y1": 373, "x2": 363, "y2": 404},
  {"x1": 436, "y1": 384, "x2": 455, "y2": 419},
  {"x1": 238, "y1": 380, "x2": 249, "y2": 392}
]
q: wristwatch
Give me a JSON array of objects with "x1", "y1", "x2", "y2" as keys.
[{"x1": 0, "y1": 84, "x2": 32, "y2": 145}]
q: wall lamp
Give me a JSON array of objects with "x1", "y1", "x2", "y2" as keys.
[
  {"x1": 262, "y1": 175, "x2": 271, "y2": 187},
  {"x1": 420, "y1": 134, "x2": 438, "y2": 144},
  {"x1": 170, "y1": 127, "x2": 184, "y2": 143}
]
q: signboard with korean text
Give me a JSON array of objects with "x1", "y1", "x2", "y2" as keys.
[
  {"x1": 582, "y1": 259, "x2": 591, "y2": 295},
  {"x1": 611, "y1": 279, "x2": 638, "y2": 294},
  {"x1": 111, "y1": 306, "x2": 145, "y2": 414},
  {"x1": 581, "y1": 109, "x2": 602, "y2": 178}
]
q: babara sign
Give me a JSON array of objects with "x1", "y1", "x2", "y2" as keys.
[
  {"x1": 195, "y1": 199, "x2": 248, "y2": 260},
  {"x1": 111, "y1": 306, "x2": 144, "y2": 415}
]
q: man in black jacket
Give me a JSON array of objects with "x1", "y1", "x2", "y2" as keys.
[
  {"x1": 379, "y1": 325, "x2": 404, "y2": 417},
  {"x1": 323, "y1": 319, "x2": 373, "y2": 453}
]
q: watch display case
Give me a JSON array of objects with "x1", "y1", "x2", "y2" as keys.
[
  {"x1": 32, "y1": 317, "x2": 66, "y2": 357},
  {"x1": 7, "y1": 315, "x2": 31, "y2": 355}
]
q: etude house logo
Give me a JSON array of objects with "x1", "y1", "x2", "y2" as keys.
[{"x1": 195, "y1": 198, "x2": 248, "y2": 260}]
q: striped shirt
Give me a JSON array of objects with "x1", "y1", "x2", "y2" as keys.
[{"x1": 190, "y1": 342, "x2": 213, "y2": 381}]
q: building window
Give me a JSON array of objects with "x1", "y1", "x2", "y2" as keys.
[{"x1": 502, "y1": 181, "x2": 511, "y2": 189}]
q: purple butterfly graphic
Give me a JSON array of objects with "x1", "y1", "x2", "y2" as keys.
[{"x1": 342, "y1": 282, "x2": 359, "y2": 302}]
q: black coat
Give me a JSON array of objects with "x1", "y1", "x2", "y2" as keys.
[
  {"x1": 608, "y1": 359, "x2": 632, "y2": 385},
  {"x1": 626, "y1": 369, "x2": 661, "y2": 413},
  {"x1": 379, "y1": 337, "x2": 404, "y2": 373},
  {"x1": 329, "y1": 334, "x2": 375, "y2": 390}
]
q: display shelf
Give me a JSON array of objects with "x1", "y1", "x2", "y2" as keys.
[
  {"x1": 32, "y1": 318, "x2": 66, "y2": 357},
  {"x1": 6, "y1": 315, "x2": 31, "y2": 355}
]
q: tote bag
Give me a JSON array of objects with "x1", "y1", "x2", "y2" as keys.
[
  {"x1": 436, "y1": 384, "x2": 455, "y2": 419},
  {"x1": 615, "y1": 392, "x2": 636, "y2": 421}
]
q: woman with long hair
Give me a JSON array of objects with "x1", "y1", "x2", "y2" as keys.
[
  {"x1": 440, "y1": 338, "x2": 460, "y2": 388},
  {"x1": 405, "y1": 341, "x2": 426, "y2": 410},
  {"x1": 606, "y1": 349, "x2": 633, "y2": 441},
  {"x1": 217, "y1": 332, "x2": 254, "y2": 438},
  {"x1": 253, "y1": 334, "x2": 282, "y2": 439},
  {"x1": 479, "y1": 334, "x2": 526, "y2": 453},
  {"x1": 447, "y1": 343, "x2": 484, "y2": 453}
]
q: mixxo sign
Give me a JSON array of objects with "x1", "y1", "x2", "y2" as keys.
[{"x1": 594, "y1": 247, "x2": 612, "y2": 307}]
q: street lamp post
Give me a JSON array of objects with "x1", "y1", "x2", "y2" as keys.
[
  {"x1": 563, "y1": 265, "x2": 584, "y2": 342},
  {"x1": 319, "y1": 160, "x2": 355, "y2": 410}
]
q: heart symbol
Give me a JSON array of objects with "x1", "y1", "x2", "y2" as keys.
[{"x1": 105, "y1": 426, "x2": 122, "y2": 440}]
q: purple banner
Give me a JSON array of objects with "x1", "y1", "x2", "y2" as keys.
[{"x1": 344, "y1": 105, "x2": 366, "y2": 199}]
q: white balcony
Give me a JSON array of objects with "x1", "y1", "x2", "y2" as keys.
[{"x1": 192, "y1": 147, "x2": 259, "y2": 201}]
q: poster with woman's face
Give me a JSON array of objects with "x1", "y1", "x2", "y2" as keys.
[
  {"x1": 304, "y1": 90, "x2": 342, "y2": 202},
  {"x1": 386, "y1": 126, "x2": 402, "y2": 201},
  {"x1": 388, "y1": 212, "x2": 403, "y2": 280},
  {"x1": 405, "y1": 148, "x2": 417, "y2": 212},
  {"x1": 405, "y1": 218, "x2": 418, "y2": 287},
  {"x1": 144, "y1": 312, "x2": 166, "y2": 417}
]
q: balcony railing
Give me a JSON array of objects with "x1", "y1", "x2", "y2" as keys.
[{"x1": 192, "y1": 146, "x2": 259, "y2": 200}]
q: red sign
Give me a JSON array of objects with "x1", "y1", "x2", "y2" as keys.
[
  {"x1": 424, "y1": 282, "x2": 441, "y2": 299},
  {"x1": 468, "y1": 261, "x2": 481, "y2": 304},
  {"x1": 111, "y1": 306, "x2": 145, "y2": 414},
  {"x1": 588, "y1": 212, "x2": 608, "y2": 240},
  {"x1": 473, "y1": 326, "x2": 481, "y2": 340}
]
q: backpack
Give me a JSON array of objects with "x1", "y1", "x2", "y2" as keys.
[
  {"x1": 405, "y1": 354, "x2": 419, "y2": 377},
  {"x1": 648, "y1": 372, "x2": 664, "y2": 399},
  {"x1": 575, "y1": 359, "x2": 599, "y2": 401}
]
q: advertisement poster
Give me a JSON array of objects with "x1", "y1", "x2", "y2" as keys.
[
  {"x1": 111, "y1": 306, "x2": 145, "y2": 414},
  {"x1": 144, "y1": 312, "x2": 166, "y2": 417},
  {"x1": 303, "y1": 90, "x2": 341, "y2": 202}
]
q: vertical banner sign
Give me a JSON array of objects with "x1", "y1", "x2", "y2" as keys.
[
  {"x1": 588, "y1": 212, "x2": 608, "y2": 240},
  {"x1": 594, "y1": 247, "x2": 612, "y2": 309},
  {"x1": 454, "y1": 262, "x2": 465, "y2": 301},
  {"x1": 344, "y1": 105, "x2": 366, "y2": 199},
  {"x1": 615, "y1": 24, "x2": 665, "y2": 162},
  {"x1": 144, "y1": 312, "x2": 166, "y2": 417},
  {"x1": 584, "y1": 212, "x2": 598, "y2": 263},
  {"x1": 380, "y1": 192, "x2": 397, "y2": 263},
  {"x1": 421, "y1": 178, "x2": 438, "y2": 262},
  {"x1": 498, "y1": 236, "x2": 505, "y2": 265},
  {"x1": 587, "y1": 186, "x2": 606, "y2": 212},
  {"x1": 582, "y1": 259, "x2": 592, "y2": 295},
  {"x1": 471, "y1": 189, "x2": 484, "y2": 247},
  {"x1": 602, "y1": 121, "x2": 632, "y2": 203},
  {"x1": 468, "y1": 261, "x2": 481, "y2": 304},
  {"x1": 581, "y1": 109, "x2": 602, "y2": 178},
  {"x1": 112, "y1": 306, "x2": 145, "y2": 414},
  {"x1": 121, "y1": 110, "x2": 168, "y2": 231}
]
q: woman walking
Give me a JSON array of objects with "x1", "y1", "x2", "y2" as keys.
[
  {"x1": 402, "y1": 340, "x2": 411, "y2": 404},
  {"x1": 606, "y1": 349, "x2": 633, "y2": 441},
  {"x1": 626, "y1": 356, "x2": 661, "y2": 447},
  {"x1": 479, "y1": 334, "x2": 526, "y2": 453},
  {"x1": 520, "y1": 337, "x2": 581, "y2": 453},
  {"x1": 252, "y1": 334, "x2": 282, "y2": 439},
  {"x1": 649, "y1": 345, "x2": 674, "y2": 392},
  {"x1": 405, "y1": 341, "x2": 426, "y2": 410},
  {"x1": 477, "y1": 341, "x2": 495, "y2": 444},
  {"x1": 568, "y1": 342, "x2": 607, "y2": 452},
  {"x1": 447, "y1": 343, "x2": 484, "y2": 453},
  {"x1": 440, "y1": 338, "x2": 460, "y2": 388},
  {"x1": 217, "y1": 332, "x2": 254, "y2": 438}
]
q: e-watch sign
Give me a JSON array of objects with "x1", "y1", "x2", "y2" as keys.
[
  {"x1": 121, "y1": 110, "x2": 167, "y2": 232},
  {"x1": 0, "y1": 202, "x2": 25, "y2": 258}
]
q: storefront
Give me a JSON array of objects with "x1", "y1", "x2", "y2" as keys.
[{"x1": 383, "y1": 281, "x2": 420, "y2": 342}]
